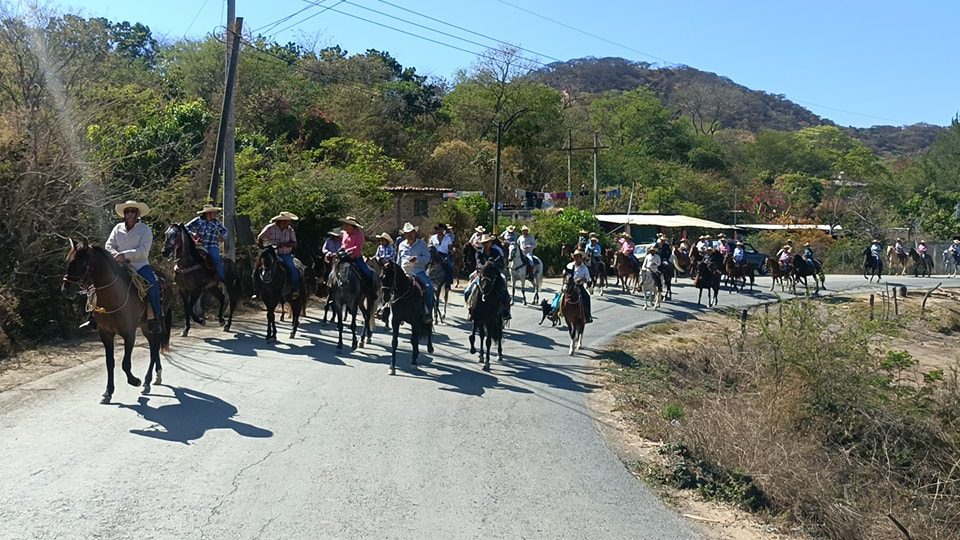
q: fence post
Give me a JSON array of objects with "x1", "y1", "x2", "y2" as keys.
[
  {"x1": 893, "y1": 287, "x2": 899, "y2": 318},
  {"x1": 869, "y1": 294, "x2": 875, "y2": 320}
]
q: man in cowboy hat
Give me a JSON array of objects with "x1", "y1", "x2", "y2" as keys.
[
  {"x1": 706, "y1": 244, "x2": 724, "y2": 272},
  {"x1": 374, "y1": 233, "x2": 395, "y2": 264},
  {"x1": 577, "y1": 229, "x2": 590, "y2": 248},
  {"x1": 733, "y1": 240, "x2": 747, "y2": 268},
  {"x1": 429, "y1": 223, "x2": 455, "y2": 288},
  {"x1": 802, "y1": 241, "x2": 820, "y2": 272},
  {"x1": 778, "y1": 244, "x2": 794, "y2": 272},
  {"x1": 517, "y1": 225, "x2": 538, "y2": 278},
  {"x1": 656, "y1": 233, "x2": 671, "y2": 264},
  {"x1": 475, "y1": 233, "x2": 511, "y2": 320},
  {"x1": 950, "y1": 239, "x2": 960, "y2": 265},
  {"x1": 105, "y1": 200, "x2": 164, "y2": 333},
  {"x1": 338, "y1": 216, "x2": 375, "y2": 287},
  {"x1": 616, "y1": 232, "x2": 638, "y2": 271},
  {"x1": 321, "y1": 228, "x2": 342, "y2": 262},
  {"x1": 499, "y1": 224, "x2": 518, "y2": 246},
  {"x1": 468, "y1": 226, "x2": 486, "y2": 249},
  {"x1": 869, "y1": 238, "x2": 883, "y2": 263},
  {"x1": 257, "y1": 211, "x2": 301, "y2": 298},
  {"x1": 396, "y1": 222, "x2": 434, "y2": 323},
  {"x1": 695, "y1": 235, "x2": 707, "y2": 254},
  {"x1": 586, "y1": 233, "x2": 603, "y2": 265},
  {"x1": 717, "y1": 233, "x2": 730, "y2": 255},
  {"x1": 641, "y1": 245, "x2": 662, "y2": 293},
  {"x1": 186, "y1": 202, "x2": 228, "y2": 283},
  {"x1": 564, "y1": 250, "x2": 593, "y2": 323}
]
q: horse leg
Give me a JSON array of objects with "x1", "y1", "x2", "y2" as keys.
[
  {"x1": 180, "y1": 290, "x2": 194, "y2": 337},
  {"x1": 469, "y1": 320, "x2": 477, "y2": 355},
  {"x1": 390, "y1": 321, "x2": 400, "y2": 375},
  {"x1": 142, "y1": 333, "x2": 161, "y2": 394},
  {"x1": 568, "y1": 324, "x2": 576, "y2": 356},
  {"x1": 120, "y1": 332, "x2": 141, "y2": 388},
  {"x1": 290, "y1": 298, "x2": 301, "y2": 339},
  {"x1": 349, "y1": 307, "x2": 359, "y2": 350},
  {"x1": 265, "y1": 300, "x2": 277, "y2": 342},
  {"x1": 98, "y1": 330, "x2": 115, "y2": 403},
  {"x1": 210, "y1": 286, "x2": 227, "y2": 325},
  {"x1": 336, "y1": 304, "x2": 345, "y2": 350},
  {"x1": 426, "y1": 321, "x2": 434, "y2": 354},
  {"x1": 483, "y1": 333, "x2": 491, "y2": 371},
  {"x1": 411, "y1": 326, "x2": 420, "y2": 367}
]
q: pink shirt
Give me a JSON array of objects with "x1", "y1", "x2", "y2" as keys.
[
  {"x1": 341, "y1": 229, "x2": 365, "y2": 259},
  {"x1": 617, "y1": 237, "x2": 634, "y2": 255}
]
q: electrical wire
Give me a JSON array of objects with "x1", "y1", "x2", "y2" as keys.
[
  {"x1": 251, "y1": 0, "x2": 324, "y2": 35},
  {"x1": 183, "y1": 0, "x2": 211, "y2": 38},
  {"x1": 269, "y1": 0, "x2": 345, "y2": 38}
]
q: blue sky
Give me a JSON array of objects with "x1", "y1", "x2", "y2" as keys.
[{"x1": 57, "y1": 0, "x2": 958, "y2": 128}]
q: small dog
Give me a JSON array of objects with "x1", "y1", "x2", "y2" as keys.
[{"x1": 539, "y1": 299, "x2": 560, "y2": 327}]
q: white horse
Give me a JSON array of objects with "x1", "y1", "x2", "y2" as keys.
[
  {"x1": 639, "y1": 269, "x2": 662, "y2": 310},
  {"x1": 507, "y1": 243, "x2": 543, "y2": 305},
  {"x1": 944, "y1": 249, "x2": 958, "y2": 278}
]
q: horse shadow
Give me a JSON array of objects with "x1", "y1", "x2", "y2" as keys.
[
  {"x1": 501, "y1": 357, "x2": 600, "y2": 394},
  {"x1": 426, "y1": 361, "x2": 533, "y2": 397},
  {"x1": 116, "y1": 386, "x2": 273, "y2": 445}
]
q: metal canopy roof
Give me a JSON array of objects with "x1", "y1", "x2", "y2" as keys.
[{"x1": 596, "y1": 214, "x2": 731, "y2": 230}]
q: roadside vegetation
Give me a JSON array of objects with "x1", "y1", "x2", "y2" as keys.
[{"x1": 604, "y1": 293, "x2": 960, "y2": 539}]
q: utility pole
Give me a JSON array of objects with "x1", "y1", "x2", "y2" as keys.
[
  {"x1": 566, "y1": 129, "x2": 573, "y2": 192},
  {"x1": 493, "y1": 122, "x2": 503, "y2": 232},
  {"x1": 224, "y1": 0, "x2": 238, "y2": 259},
  {"x1": 592, "y1": 132, "x2": 600, "y2": 213},
  {"x1": 208, "y1": 15, "x2": 242, "y2": 229}
]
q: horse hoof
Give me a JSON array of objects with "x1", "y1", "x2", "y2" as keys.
[
  {"x1": 482, "y1": 364, "x2": 490, "y2": 372},
  {"x1": 412, "y1": 360, "x2": 419, "y2": 366},
  {"x1": 389, "y1": 368, "x2": 396, "y2": 375},
  {"x1": 142, "y1": 384, "x2": 151, "y2": 394},
  {"x1": 336, "y1": 344, "x2": 343, "y2": 350},
  {"x1": 180, "y1": 329, "x2": 188, "y2": 337},
  {"x1": 127, "y1": 376, "x2": 141, "y2": 387},
  {"x1": 469, "y1": 346, "x2": 476, "y2": 354},
  {"x1": 428, "y1": 345, "x2": 434, "y2": 354},
  {"x1": 100, "y1": 394, "x2": 112, "y2": 404},
  {"x1": 154, "y1": 373, "x2": 162, "y2": 385},
  {"x1": 218, "y1": 318, "x2": 225, "y2": 325}
]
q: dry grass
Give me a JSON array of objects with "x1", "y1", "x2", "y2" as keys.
[{"x1": 604, "y1": 294, "x2": 960, "y2": 540}]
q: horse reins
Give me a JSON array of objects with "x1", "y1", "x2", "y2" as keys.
[{"x1": 63, "y1": 250, "x2": 136, "y2": 315}]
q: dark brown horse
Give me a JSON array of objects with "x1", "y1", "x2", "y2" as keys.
[
  {"x1": 381, "y1": 260, "x2": 433, "y2": 375},
  {"x1": 765, "y1": 257, "x2": 793, "y2": 292},
  {"x1": 693, "y1": 260, "x2": 720, "y2": 307},
  {"x1": 161, "y1": 223, "x2": 241, "y2": 336},
  {"x1": 612, "y1": 251, "x2": 639, "y2": 293},
  {"x1": 560, "y1": 274, "x2": 587, "y2": 355},
  {"x1": 62, "y1": 240, "x2": 172, "y2": 403},
  {"x1": 255, "y1": 245, "x2": 306, "y2": 342},
  {"x1": 469, "y1": 261, "x2": 505, "y2": 371},
  {"x1": 722, "y1": 254, "x2": 755, "y2": 293}
]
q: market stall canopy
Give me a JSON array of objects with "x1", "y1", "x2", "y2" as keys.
[
  {"x1": 736, "y1": 224, "x2": 841, "y2": 232},
  {"x1": 596, "y1": 214, "x2": 731, "y2": 230}
]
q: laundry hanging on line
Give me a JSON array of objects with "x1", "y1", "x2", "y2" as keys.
[{"x1": 442, "y1": 191, "x2": 485, "y2": 200}]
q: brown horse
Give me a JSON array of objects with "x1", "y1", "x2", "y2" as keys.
[
  {"x1": 722, "y1": 254, "x2": 755, "y2": 293},
  {"x1": 672, "y1": 246, "x2": 691, "y2": 275},
  {"x1": 765, "y1": 257, "x2": 793, "y2": 292},
  {"x1": 560, "y1": 274, "x2": 587, "y2": 355},
  {"x1": 62, "y1": 240, "x2": 172, "y2": 403},
  {"x1": 612, "y1": 251, "x2": 639, "y2": 293},
  {"x1": 693, "y1": 260, "x2": 720, "y2": 307}
]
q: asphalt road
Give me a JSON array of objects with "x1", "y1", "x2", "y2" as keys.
[{"x1": 0, "y1": 273, "x2": 951, "y2": 539}]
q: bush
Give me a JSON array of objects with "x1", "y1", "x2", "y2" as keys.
[{"x1": 503, "y1": 208, "x2": 604, "y2": 275}]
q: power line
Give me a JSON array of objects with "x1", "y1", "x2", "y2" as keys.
[
  {"x1": 493, "y1": 0, "x2": 674, "y2": 65},
  {"x1": 183, "y1": 0, "x2": 211, "y2": 38},
  {"x1": 270, "y1": 0, "x2": 345, "y2": 37},
  {"x1": 251, "y1": 0, "x2": 324, "y2": 34},
  {"x1": 369, "y1": 0, "x2": 562, "y2": 63},
  {"x1": 792, "y1": 99, "x2": 910, "y2": 125}
]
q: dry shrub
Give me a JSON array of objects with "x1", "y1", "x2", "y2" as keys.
[{"x1": 610, "y1": 301, "x2": 960, "y2": 539}]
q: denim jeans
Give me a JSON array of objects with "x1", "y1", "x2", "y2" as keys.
[
  {"x1": 278, "y1": 253, "x2": 300, "y2": 289},
  {"x1": 137, "y1": 265, "x2": 163, "y2": 319},
  {"x1": 352, "y1": 256, "x2": 374, "y2": 281},
  {"x1": 206, "y1": 245, "x2": 225, "y2": 282},
  {"x1": 412, "y1": 270, "x2": 435, "y2": 311}
]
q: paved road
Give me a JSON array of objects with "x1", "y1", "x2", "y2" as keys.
[{"x1": 0, "y1": 274, "x2": 951, "y2": 539}]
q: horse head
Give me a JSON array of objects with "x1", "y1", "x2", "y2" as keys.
[
  {"x1": 162, "y1": 223, "x2": 183, "y2": 259},
  {"x1": 258, "y1": 245, "x2": 281, "y2": 284},
  {"x1": 62, "y1": 238, "x2": 93, "y2": 295}
]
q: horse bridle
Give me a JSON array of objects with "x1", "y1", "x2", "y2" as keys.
[
  {"x1": 63, "y1": 247, "x2": 120, "y2": 293},
  {"x1": 381, "y1": 263, "x2": 412, "y2": 307}
]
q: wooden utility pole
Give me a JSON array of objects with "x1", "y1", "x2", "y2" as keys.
[
  {"x1": 224, "y1": 0, "x2": 238, "y2": 259},
  {"x1": 493, "y1": 121, "x2": 503, "y2": 232},
  {"x1": 592, "y1": 132, "x2": 600, "y2": 213},
  {"x1": 566, "y1": 129, "x2": 573, "y2": 192},
  {"x1": 208, "y1": 14, "x2": 242, "y2": 231}
]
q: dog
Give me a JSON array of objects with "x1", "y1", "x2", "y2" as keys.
[{"x1": 539, "y1": 299, "x2": 560, "y2": 327}]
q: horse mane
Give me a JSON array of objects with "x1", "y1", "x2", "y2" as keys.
[{"x1": 84, "y1": 244, "x2": 131, "y2": 282}]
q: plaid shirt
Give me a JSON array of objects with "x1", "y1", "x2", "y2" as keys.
[
  {"x1": 375, "y1": 244, "x2": 395, "y2": 261},
  {"x1": 186, "y1": 216, "x2": 227, "y2": 249},
  {"x1": 258, "y1": 223, "x2": 297, "y2": 254}
]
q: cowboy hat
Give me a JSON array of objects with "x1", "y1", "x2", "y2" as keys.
[
  {"x1": 572, "y1": 249, "x2": 585, "y2": 257},
  {"x1": 619, "y1": 232, "x2": 631, "y2": 238},
  {"x1": 718, "y1": 233, "x2": 726, "y2": 238},
  {"x1": 270, "y1": 211, "x2": 299, "y2": 222},
  {"x1": 705, "y1": 245, "x2": 715, "y2": 251},
  {"x1": 400, "y1": 222, "x2": 419, "y2": 234},
  {"x1": 479, "y1": 234, "x2": 495, "y2": 243},
  {"x1": 953, "y1": 239, "x2": 960, "y2": 244},
  {"x1": 579, "y1": 229, "x2": 588, "y2": 234},
  {"x1": 589, "y1": 232, "x2": 599, "y2": 238},
  {"x1": 114, "y1": 200, "x2": 150, "y2": 217},
  {"x1": 920, "y1": 240, "x2": 926, "y2": 244},
  {"x1": 520, "y1": 225, "x2": 530, "y2": 232},
  {"x1": 326, "y1": 228, "x2": 342, "y2": 236},
  {"x1": 896, "y1": 237, "x2": 902, "y2": 241},
  {"x1": 803, "y1": 242, "x2": 810, "y2": 247},
  {"x1": 474, "y1": 226, "x2": 486, "y2": 233},
  {"x1": 505, "y1": 225, "x2": 516, "y2": 232},
  {"x1": 872, "y1": 239, "x2": 880, "y2": 243},
  {"x1": 703, "y1": 234, "x2": 712, "y2": 239},
  {"x1": 646, "y1": 245, "x2": 657, "y2": 252},
  {"x1": 376, "y1": 232, "x2": 393, "y2": 243},
  {"x1": 736, "y1": 241, "x2": 743, "y2": 246},
  {"x1": 340, "y1": 215, "x2": 362, "y2": 228},
  {"x1": 196, "y1": 203, "x2": 222, "y2": 215}
]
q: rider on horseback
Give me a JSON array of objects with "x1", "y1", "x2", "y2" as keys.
[
  {"x1": 706, "y1": 245, "x2": 724, "y2": 272},
  {"x1": 894, "y1": 237, "x2": 907, "y2": 265},
  {"x1": 617, "y1": 232, "x2": 638, "y2": 272},
  {"x1": 322, "y1": 228, "x2": 341, "y2": 261},
  {"x1": 186, "y1": 203, "x2": 227, "y2": 284},
  {"x1": 338, "y1": 216, "x2": 375, "y2": 288},
  {"x1": 396, "y1": 222, "x2": 435, "y2": 324},
  {"x1": 374, "y1": 232, "x2": 395, "y2": 264},
  {"x1": 518, "y1": 225, "x2": 538, "y2": 279},
  {"x1": 586, "y1": 233, "x2": 603, "y2": 266},
  {"x1": 256, "y1": 212, "x2": 301, "y2": 299},
  {"x1": 870, "y1": 239, "x2": 883, "y2": 263},
  {"x1": 717, "y1": 233, "x2": 730, "y2": 255},
  {"x1": 778, "y1": 244, "x2": 793, "y2": 273},
  {"x1": 474, "y1": 234, "x2": 510, "y2": 321},
  {"x1": 733, "y1": 241, "x2": 747, "y2": 269},
  {"x1": 106, "y1": 200, "x2": 164, "y2": 333},
  {"x1": 468, "y1": 226, "x2": 486, "y2": 249},
  {"x1": 951, "y1": 239, "x2": 960, "y2": 265},
  {"x1": 428, "y1": 223, "x2": 455, "y2": 288},
  {"x1": 577, "y1": 229, "x2": 589, "y2": 248},
  {"x1": 656, "y1": 234, "x2": 671, "y2": 262},
  {"x1": 565, "y1": 250, "x2": 593, "y2": 323},
  {"x1": 803, "y1": 242, "x2": 821, "y2": 272},
  {"x1": 500, "y1": 224, "x2": 519, "y2": 246},
  {"x1": 642, "y1": 245, "x2": 662, "y2": 292},
  {"x1": 918, "y1": 240, "x2": 928, "y2": 257}
]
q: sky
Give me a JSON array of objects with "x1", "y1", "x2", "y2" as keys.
[{"x1": 52, "y1": 0, "x2": 959, "y2": 128}]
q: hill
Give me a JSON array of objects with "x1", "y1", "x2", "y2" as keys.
[{"x1": 536, "y1": 57, "x2": 943, "y2": 157}]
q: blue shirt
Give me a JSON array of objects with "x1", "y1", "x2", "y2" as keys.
[
  {"x1": 186, "y1": 216, "x2": 227, "y2": 249},
  {"x1": 397, "y1": 238, "x2": 430, "y2": 274},
  {"x1": 375, "y1": 244, "x2": 395, "y2": 261}
]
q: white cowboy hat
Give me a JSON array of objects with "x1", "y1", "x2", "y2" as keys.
[
  {"x1": 646, "y1": 245, "x2": 657, "y2": 252},
  {"x1": 327, "y1": 228, "x2": 342, "y2": 236},
  {"x1": 270, "y1": 211, "x2": 299, "y2": 222},
  {"x1": 115, "y1": 200, "x2": 150, "y2": 217},
  {"x1": 196, "y1": 203, "x2": 222, "y2": 215},
  {"x1": 340, "y1": 215, "x2": 363, "y2": 228},
  {"x1": 400, "y1": 222, "x2": 419, "y2": 234},
  {"x1": 589, "y1": 232, "x2": 599, "y2": 238},
  {"x1": 520, "y1": 225, "x2": 530, "y2": 232},
  {"x1": 474, "y1": 226, "x2": 486, "y2": 233},
  {"x1": 572, "y1": 249, "x2": 585, "y2": 257},
  {"x1": 505, "y1": 225, "x2": 516, "y2": 232},
  {"x1": 578, "y1": 229, "x2": 588, "y2": 234},
  {"x1": 479, "y1": 234, "x2": 495, "y2": 243},
  {"x1": 376, "y1": 232, "x2": 393, "y2": 243},
  {"x1": 872, "y1": 239, "x2": 880, "y2": 243},
  {"x1": 619, "y1": 232, "x2": 630, "y2": 238}
]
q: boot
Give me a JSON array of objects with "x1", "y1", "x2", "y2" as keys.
[
  {"x1": 79, "y1": 314, "x2": 97, "y2": 330},
  {"x1": 148, "y1": 318, "x2": 163, "y2": 334}
]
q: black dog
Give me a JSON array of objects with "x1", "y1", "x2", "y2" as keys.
[{"x1": 539, "y1": 299, "x2": 560, "y2": 327}]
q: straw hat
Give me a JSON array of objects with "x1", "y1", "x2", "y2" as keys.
[
  {"x1": 400, "y1": 222, "x2": 419, "y2": 234},
  {"x1": 340, "y1": 215, "x2": 362, "y2": 228},
  {"x1": 872, "y1": 239, "x2": 880, "y2": 243},
  {"x1": 196, "y1": 203, "x2": 222, "y2": 216},
  {"x1": 505, "y1": 225, "x2": 516, "y2": 233},
  {"x1": 114, "y1": 200, "x2": 150, "y2": 218},
  {"x1": 919, "y1": 240, "x2": 926, "y2": 244},
  {"x1": 327, "y1": 228, "x2": 342, "y2": 237},
  {"x1": 474, "y1": 226, "x2": 486, "y2": 233},
  {"x1": 718, "y1": 233, "x2": 726, "y2": 238},
  {"x1": 572, "y1": 249, "x2": 585, "y2": 257},
  {"x1": 589, "y1": 232, "x2": 599, "y2": 239},
  {"x1": 803, "y1": 242, "x2": 810, "y2": 247},
  {"x1": 736, "y1": 241, "x2": 743, "y2": 246},
  {"x1": 646, "y1": 245, "x2": 657, "y2": 252},
  {"x1": 579, "y1": 229, "x2": 588, "y2": 235},
  {"x1": 520, "y1": 225, "x2": 530, "y2": 232},
  {"x1": 376, "y1": 232, "x2": 393, "y2": 243},
  {"x1": 270, "y1": 211, "x2": 299, "y2": 223},
  {"x1": 479, "y1": 234, "x2": 495, "y2": 243},
  {"x1": 896, "y1": 237, "x2": 902, "y2": 242}
]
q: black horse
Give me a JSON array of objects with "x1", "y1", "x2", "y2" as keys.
[
  {"x1": 693, "y1": 260, "x2": 720, "y2": 307},
  {"x1": 380, "y1": 260, "x2": 434, "y2": 375},
  {"x1": 862, "y1": 248, "x2": 883, "y2": 282},
  {"x1": 255, "y1": 245, "x2": 305, "y2": 342},
  {"x1": 426, "y1": 246, "x2": 451, "y2": 323},
  {"x1": 162, "y1": 223, "x2": 241, "y2": 336},
  {"x1": 461, "y1": 243, "x2": 478, "y2": 282},
  {"x1": 792, "y1": 254, "x2": 825, "y2": 293},
  {"x1": 469, "y1": 261, "x2": 505, "y2": 371},
  {"x1": 329, "y1": 253, "x2": 378, "y2": 350},
  {"x1": 908, "y1": 248, "x2": 933, "y2": 278},
  {"x1": 659, "y1": 260, "x2": 674, "y2": 300}
]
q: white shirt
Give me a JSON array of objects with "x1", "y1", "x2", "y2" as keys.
[
  {"x1": 429, "y1": 233, "x2": 454, "y2": 254},
  {"x1": 518, "y1": 234, "x2": 536, "y2": 255},
  {"x1": 642, "y1": 253, "x2": 661, "y2": 273},
  {"x1": 565, "y1": 262, "x2": 590, "y2": 283},
  {"x1": 105, "y1": 221, "x2": 153, "y2": 270},
  {"x1": 468, "y1": 232, "x2": 483, "y2": 247}
]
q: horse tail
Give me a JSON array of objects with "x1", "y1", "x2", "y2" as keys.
[{"x1": 161, "y1": 307, "x2": 173, "y2": 352}]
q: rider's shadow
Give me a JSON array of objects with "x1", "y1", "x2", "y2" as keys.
[{"x1": 117, "y1": 386, "x2": 273, "y2": 444}]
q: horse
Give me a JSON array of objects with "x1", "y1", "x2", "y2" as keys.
[
  {"x1": 460, "y1": 243, "x2": 478, "y2": 285},
  {"x1": 469, "y1": 261, "x2": 505, "y2": 371},
  {"x1": 862, "y1": 248, "x2": 883, "y2": 282},
  {"x1": 587, "y1": 253, "x2": 607, "y2": 296},
  {"x1": 506, "y1": 242, "x2": 543, "y2": 305},
  {"x1": 908, "y1": 248, "x2": 933, "y2": 278},
  {"x1": 612, "y1": 252, "x2": 639, "y2": 293},
  {"x1": 693, "y1": 260, "x2": 720, "y2": 307},
  {"x1": 659, "y1": 258, "x2": 674, "y2": 300},
  {"x1": 672, "y1": 246, "x2": 692, "y2": 276},
  {"x1": 62, "y1": 240, "x2": 172, "y2": 402},
  {"x1": 886, "y1": 246, "x2": 909, "y2": 276},
  {"x1": 765, "y1": 257, "x2": 793, "y2": 292},
  {"x1": 722, "y1": 254, "x2": 755, "y2": 293},
  {"x1": 639, "y1": 269, "x2": 662, "y2": 310},
  {"x1": 943, "y1": 249, "x2": 958, "y2": 278},
  {"x1": 426, "y1": 246, "x2": 452, "y2": 323},
  {"x1": 380, "y1": 260, "x2": 433, "y2": 375},
  {"x1": 161, "y1": 223, "x2": 241, "y2": 337},
  {"x1": 792, "y1": 254, "x2": 825, "y2": 294},
  {"x1": 560, "y1": 273, "x2": 587, "y2": 356},
  {"x1": 329, "y1": 253, "x2": 377, "y2": 350},
  {"x1": 255, "y1": 245, "x2": 305, "y2": 342},
  {"x1": 311, "y1": 255, "x2": 335, "y2": 323}
]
